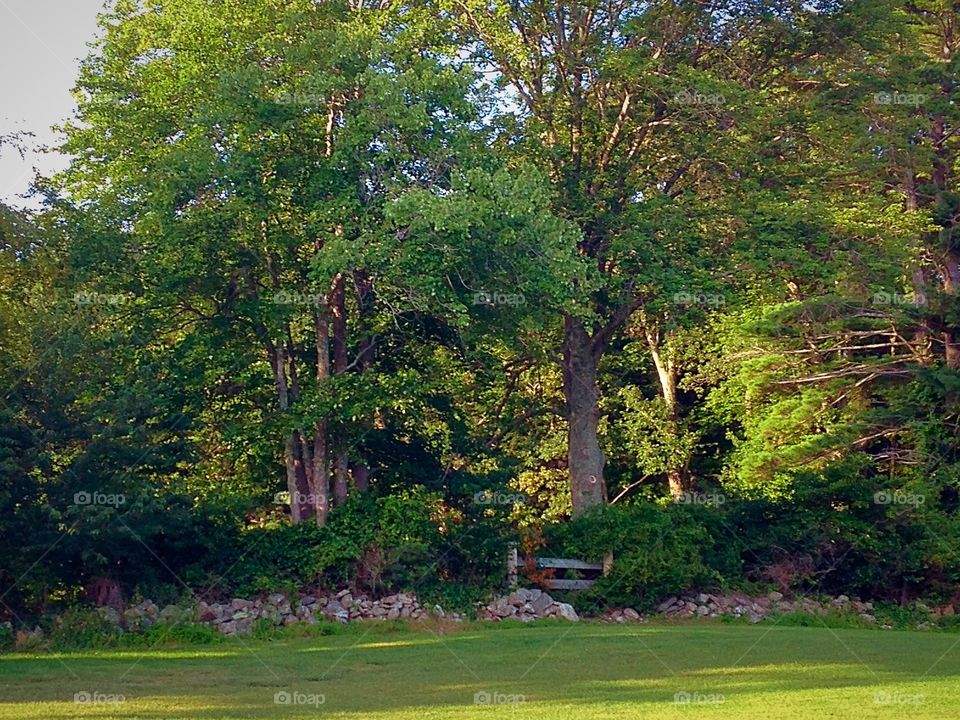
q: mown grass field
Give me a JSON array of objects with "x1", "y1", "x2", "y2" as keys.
[{"x1": 1, "y1": 621, "x2": 958, "y2": 719}]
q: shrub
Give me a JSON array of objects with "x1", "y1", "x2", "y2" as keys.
[
  {"x1": 47, "y1": 607, "x2": 122, "y2": 651},
  {"x1": 219, "y1": 486, "x2": 510, "y2": 597},
  {"x1": 136, "y1": 622, "x2": 222, "y2": 646},
  {"x1": 544, "y1": 502, "x2": 729, "y2": 611}
]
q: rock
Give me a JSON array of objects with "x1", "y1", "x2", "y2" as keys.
[
  {"x1": 623, "y1": 608, "x2": 641, "y2": 621},
  {"x1": 556, "y1": 602, "x2": 579, "y2": 622},
  {"x1": 767, "y1": 591, "x2": 784, "y2": 602},
  {"x1": 657, "y1": 596, "x2": 678, "y2": 613},
  {"x1": 96, "y1": 607, "x2": 122, "y2": 626},
  {"x1": 232, "y1": 611, "x2": 250, "y2": 621},
  {"x1": 300, "y1": 595, "x2": 318, "y2": 607},
  {"x1": 531, "y1": 592, "x2": 554, "y2": 615},
  {"x1": 268, "y1": 593, "x2": 285, "y2": 605},
  {"x1": 159, "y1": 605, "x2": 189, "y2": 624},
  {"x1": 508, "y1": 589, "x2": 532, "y2": 605},
  {"x1": 860, "y1": 613, "x2": 877, "y2": 624},
  {"x1": 697, "y1": 593, "x2": 711, "y2": 604},
  {"x1": 219, "y1": 621, "x2": 237, "y2": 635},
  {"x1": 196, "y1": 602, "x2": 218, "y2": 623},
  {"x1": 943, "y1": 604, "x2": 956, "y2": 617},
  {"x1": 696, "y1": 605, "x2": 710, "y2": 616}
]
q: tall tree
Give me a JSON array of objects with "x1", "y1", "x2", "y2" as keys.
[{"x1": 439, "y1": 0, "x2": 853, "y2": 511}]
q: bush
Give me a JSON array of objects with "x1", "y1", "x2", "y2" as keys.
[
  {"x1": 135, "y1": 622, "x2": 222, "y2": 646},
  {"x1": 544, "y1": 502, "x2": 730, "y2": 611},
  {"x1": 219, "y1": 486, "x2": 510, "y2": 598},
  {"x1": 47, "y1": 607, "x2": 122, "y2": 651}
]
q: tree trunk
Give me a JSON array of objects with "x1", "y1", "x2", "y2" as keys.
[
  {"x1": 351, "y1": 461, "x2": 370, "y2": 492},
  {"x1": 330, "y1": 274, "x2": 350, "y2": 506},
  {"x1": 562, "y1": 316, "x2": 606, "y2": 517},
  {"x1": 284, "y1": 432, "x2": 312, "y2": 523},
  {"x1": 333, "y1": 449, "x2": 349, "y2": 506},
  {"x1": 646, "y1": 325, "x2": 686, "y2": 500},
  {"x1": 311, "y1": 421, "x2": 330, "y2": 525},
  {"x1": 312, "y1": 308, "x2": 331, "y2": 525}
]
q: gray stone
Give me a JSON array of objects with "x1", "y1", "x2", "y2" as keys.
[
  {"x1": 530, "y1": 592, "x2": 554, "y2": 615},
  {"x1": 556, "y1": 602, "x2": 579, "y2": 622},
  {"x1": 97, "y1": 607, "x2": 122, "y2": 625},
  {"x1": 657, "y1": 596, "x2": 678, "y2": 613}
]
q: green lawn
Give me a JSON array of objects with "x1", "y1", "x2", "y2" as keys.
[{"x1": 1, "y1": 621, "x2": 958, "y2": 719}]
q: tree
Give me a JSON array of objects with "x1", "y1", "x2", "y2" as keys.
[
  {"x1": 58, "y1": 0, "x2": 482, "y2": 524},
  {"x1": 437, "y1": 0, "x2": 860, "y2": 511}
]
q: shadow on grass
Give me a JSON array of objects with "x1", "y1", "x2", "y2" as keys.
[{"x1": 0, "y1": 623, "x2": 958, "y2": 718}]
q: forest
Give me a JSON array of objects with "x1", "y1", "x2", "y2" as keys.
[{"x1": 2, "y1": 0, "x2": 960, "y2": 633}]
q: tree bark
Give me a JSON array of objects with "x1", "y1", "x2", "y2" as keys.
[
  {"x1": 645, "y1": 325, "x2": 685, "y2": 499},
  {"x1": 331, "y1": 274, "x2": 350, "y2": 507},
  {"x1": 312, "y1": 307, "x2": 331, "y2": 525},
  {"x1": 310, "y1": 422, "x2": 329, "y2": 525},
  {"x1": 562, "y1": 316, "x2": 606, "y2": 517},
  {"x1": 333, "y1": 448, "x2": 349, "y2": 506},
  {"x1": 284, "y1": 432, "x2": 312, "y2": 523}
]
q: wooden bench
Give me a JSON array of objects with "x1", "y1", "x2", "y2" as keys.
[{"x1": 507, "y1": 548, "x2": 612, "y2": 590}]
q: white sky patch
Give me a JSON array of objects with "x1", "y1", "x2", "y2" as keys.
[{"x1": 0, "y1": 0, "x2": 105, "y2": 208}]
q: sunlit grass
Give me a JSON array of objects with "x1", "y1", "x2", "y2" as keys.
[{"x1": 1, "y1": 622, "x2": 958, "y2": 718}]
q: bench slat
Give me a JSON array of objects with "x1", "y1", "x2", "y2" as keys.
[
  {"x1": 535, "y1": 557, "x2": 604, "y2": 570},
  {"x1": 543, "y1": 579, "x2": 596, "y2": 590}
]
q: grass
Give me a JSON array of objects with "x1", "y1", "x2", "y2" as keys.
[{"x1": 1, "y1": 620, "x2": 958, "y2": 719}]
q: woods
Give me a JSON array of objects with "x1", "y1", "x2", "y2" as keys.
[{"x1": 3, "y1": 0, "x2": 960, "y2": 625}]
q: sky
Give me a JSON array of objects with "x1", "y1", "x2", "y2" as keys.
[{"x1": 0, "y1": 0, "x2": 106, "y2": 207}]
